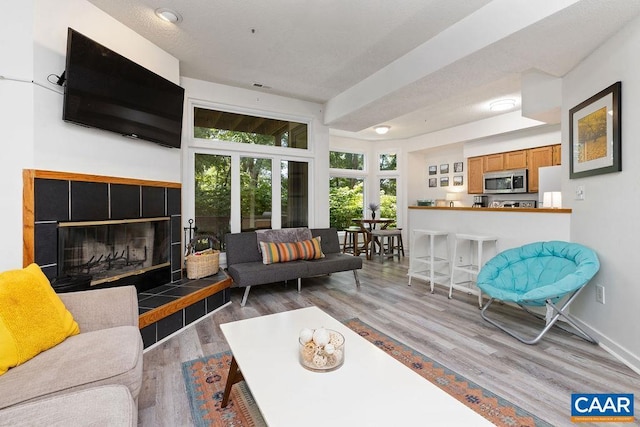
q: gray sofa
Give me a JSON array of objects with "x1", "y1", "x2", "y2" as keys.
[
  {"x1": 0, "y1": 286, "x2": 143, "y2": 426},
  {"x1": 225, "y1": 228, "x2": 363, "y2": 306}
]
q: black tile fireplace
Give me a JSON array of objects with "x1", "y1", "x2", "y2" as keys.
[
  {"x1": 29, "y1": 172, "x2": 182, "y2": 293},
  {"x1": 25, "y1": 170, "x2": 232, "y2": 348}
]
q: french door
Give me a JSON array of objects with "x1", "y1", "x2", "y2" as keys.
[{"x1": 192, "y1": 152, "x2": 309, "y2": 249}]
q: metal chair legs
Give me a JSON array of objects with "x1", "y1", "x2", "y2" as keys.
[{"x1": 480, "y1": 287, "x2": 598, "y2": 345}]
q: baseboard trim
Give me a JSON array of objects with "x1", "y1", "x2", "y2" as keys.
[{"x1": 573, "y1": 317, "x2": 640, "y2": 376}]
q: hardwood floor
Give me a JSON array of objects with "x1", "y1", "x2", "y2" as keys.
[{"x1": 138, "y1": 257, "x2": 639, "y2": 426}]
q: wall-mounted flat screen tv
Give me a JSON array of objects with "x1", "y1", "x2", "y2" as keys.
[{"x1": 62, "y1": 28, "x2": 185, "y2": 148}]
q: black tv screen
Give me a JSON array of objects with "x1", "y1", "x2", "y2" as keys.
[{"x1": 62, "y1": 28, "x2": 185, "y2": 148}]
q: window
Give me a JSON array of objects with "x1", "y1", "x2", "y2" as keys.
[
  {"x1": 194, "y1": 153, "x2": 310, "y2": 238},
  {"x1": 380, "y1": 178, "x2": 397, "y2": 226},
  {"x1": 329, "y1": 150, "x2": 367, "y2": 230},
  {"x1": 194, "y1": 154, "x2": 231, "y2": 249},
  {"x1": 240, "y1": 157, "x2": 272, "y2": 231},
  {"x1": 194, "y1": 107, "x2": 308, "y2": 149},
  {"x1": 329, "y1": 177, "x2": 364, "y2": 230},
  {"x1": 281, "y1": 160, "x2": 309, "y2": 228},
  {"x1": 190, "y1": 105, "x2": 313, "y2": 241},
  {"x1": 377, "y1": 152, "x2": 399, "y2": 227},
  {"x1": 330, "y1": 151, "x2": 365, "y2": 170},
  {"x1": 379, "y1": 153, "x2": 397, "y2": 171}
]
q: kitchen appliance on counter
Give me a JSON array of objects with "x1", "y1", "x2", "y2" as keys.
[
  {"x1": 472, "y1": 195, "x2": 488, "y2": 207},
  {"x1": 495, "y1": 200, "x2": 537, "y2": 208},
  {"x1": 483, "y1": 169, "x2": 528, "y2": 194}
]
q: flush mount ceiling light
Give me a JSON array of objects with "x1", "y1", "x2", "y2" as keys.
[
  {"x1": 155, "y1": 8, "x2": 183, "y2": 23},
  {"x1": 489, "y1": 99, "x2": 516, "y2": 112},
  {"x1": 374, "y1": 125, "x2": 391, "y2": 135}
]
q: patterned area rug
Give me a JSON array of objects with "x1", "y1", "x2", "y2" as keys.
[
  {"x1": 182, "y1": 351, "x2": 266, "y2": 427},
  {"x1": 182, "y1": 318, "x2": 552, "y2": 427}
]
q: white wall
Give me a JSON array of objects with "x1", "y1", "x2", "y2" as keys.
[
  {"x1": 406, "y1": 143, "x2": 469, "y2": 206},
  {"x1": 0, "y1": 0, "x2": 182, "y2": 272},
  {"x1": 562, "y1": 15, "x2": 640, "y2": 371},
  {"x1": 32, "y1": 0, "x2": 182, "y2": 182},
  {"x1": 1, "y1": 2, "x2": 36, "y2": 270}
]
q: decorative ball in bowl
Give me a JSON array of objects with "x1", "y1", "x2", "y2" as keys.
[{"x1": 298, "y1": 327, "x2": 345, "y2": 372}]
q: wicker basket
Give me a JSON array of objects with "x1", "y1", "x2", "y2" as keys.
[{"x1": 185, "y1": 249, "x2": 220, "y2": 279}]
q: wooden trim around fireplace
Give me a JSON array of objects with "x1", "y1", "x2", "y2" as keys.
[
  {"x1": 138, "y1": 273, "x2": 232, "y2": 329},
  {"x1": 23, "y1": 169, "x2": 36, "y2": 267},
  {"x1": 22, "y1": 169, "x2": 181, "y2": 268}
]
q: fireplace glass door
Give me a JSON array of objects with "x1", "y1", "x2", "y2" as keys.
[{"x1": 58, "y1": 217, "x2": 170, "y2": 286}]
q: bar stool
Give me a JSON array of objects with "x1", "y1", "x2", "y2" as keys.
[
  {"x1": 342, "y1": 226, "x2": 367, "y2": 257},
  {"x1": 408, "y1": 229, "x2": 450, "y2": 293},
  {"x1": 369, "y1": 228, "x2": 402, "y2": 261},
  {"x1": 388, "y1": 228, "x2": 405, "y2": 257},
  {"x1": 449, "y1": 233, "x2": 498, "y2": 308}
]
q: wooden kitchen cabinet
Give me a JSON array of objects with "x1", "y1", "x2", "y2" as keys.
[
  {"x1": 484, "y1": 153, "x2": 505, "y2": 172},
  {"x1": 467, "y1": 144, "x2": 561, "y2": 194},
  {"x1": 552, "y1": 144, "x2": 561, "y2": 165},
  {"x1": 504, "y1": 150, "x2": 527, "y2": 170},
  {"x1": 527, "y1": 146, "x2": 554, "y2": 193},
  {"x1": 467, "y1": 156, "x2": 485, "y2": 194}
]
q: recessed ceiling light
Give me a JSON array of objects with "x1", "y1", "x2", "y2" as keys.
[
  {"x1": 155, "y1": 8, "x2": 183, "y2": 24},
  {"x1": 375, "y1": 125, "x2": 390, "y2": 135},
  {"x1": 489, "y1": 99, "x2": 516, "y2": 112}
]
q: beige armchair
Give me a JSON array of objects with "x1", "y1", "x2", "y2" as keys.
[{"x1": 0, "y1": 286, "x2": 142, "y2": 426}]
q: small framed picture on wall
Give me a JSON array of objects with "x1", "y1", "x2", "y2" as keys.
[
  {"x1": 453, "y1": 175, "x2": 463, "y2": 186},
  {"x1": 454, "y1": 162, "x2": 464, "y2": 173},
  {"x1": 440, "y1": 176, "x2": 449, "y2": 187},
  {"x1": 428, "y1": 178, "x2": 437, "y2": 187},
  {"x1": 428, "y1": 165, "x2": 437, "y2": 175},
  {"x1": 440, "y1": 163, "x2": 449, "y2": 174}
]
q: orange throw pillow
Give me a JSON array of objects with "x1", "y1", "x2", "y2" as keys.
[{"x1": 296, "y1": 236, "x2": 325, "y2": 260}]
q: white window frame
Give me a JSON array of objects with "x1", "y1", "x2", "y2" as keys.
[
  {"x1": 184, "y1": 100, "x2": 316, "y2": 234},
  {"x1": 375, "y1": 149, "x2": 401, "y2": 228},
  {"x1": 329, "y1": 149, "x2": 369, "y2": 217}
]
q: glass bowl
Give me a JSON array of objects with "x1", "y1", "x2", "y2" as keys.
[{"x1": 298, "y1": 329, "x2": 345, "y2": 372}]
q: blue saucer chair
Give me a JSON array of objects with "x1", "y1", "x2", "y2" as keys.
[{"x1": 476, "y1": 241, "x2": 600, "y2": 345}]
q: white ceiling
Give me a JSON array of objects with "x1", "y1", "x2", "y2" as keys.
[{"x1": 87, "y1": 0, "x2": 640, "y2": 141}]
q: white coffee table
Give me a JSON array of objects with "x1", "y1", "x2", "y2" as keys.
[{"x1": 220, "y1": 306, "x2": 493, "y2": 426}]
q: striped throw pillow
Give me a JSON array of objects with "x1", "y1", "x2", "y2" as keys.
[
  {"x1": 296, "y1": 236, "x2": 324, "y2": 260},
  {"x1": 259, "y1": 241, "x2": 300, "y2": 265}
]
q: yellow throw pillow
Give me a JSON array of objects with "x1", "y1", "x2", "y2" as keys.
[{"x1": 0, "y1": 264, "x2": 80, "y2": 375}]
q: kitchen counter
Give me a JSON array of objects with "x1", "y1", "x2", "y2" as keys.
[
  {"x1": 409, "y1": 206, "x2": 571, "y2": 214},
  {"x1": 407, "y1": 205, "x2": 571, "y2": 259}
]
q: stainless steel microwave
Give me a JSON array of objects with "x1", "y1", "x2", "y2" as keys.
[{"x1": 483, "y1": 169, "x2": 528, "y2": 194}]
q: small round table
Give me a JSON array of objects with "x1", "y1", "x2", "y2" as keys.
[{"x1": 352, "y1": 218, "x2": 394, "y2": 259}]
